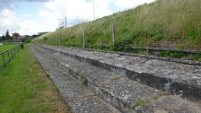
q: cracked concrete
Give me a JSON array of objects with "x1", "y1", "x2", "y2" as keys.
[
  {"x1": 39, "y1": 44, "x2": 201, "y2": 102},
  {"x1": 31, "y1": 44, "x2": 201, "y2": 113}
]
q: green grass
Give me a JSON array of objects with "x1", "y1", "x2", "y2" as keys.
[
  {"x1": 159, "y1": 50, "x2": 186, "y2": 58},
  {"x1": 0, "y1": 44, "x2": 20, "y2": 68},
  {"x1": 132, "y1": 99, "x2": 149, "y2": 109},
  {"x1": 0, "y1": 44, "x2": 19, "y2": 52},
  {"x1": 35, "y1": 0, "x2": 201, "y2": 61},
  {"x1": 192, "y1": 51, "x2": 201, "y2": 61},
  {"x1": 0, "y1": 44, "x2": 69, "y2": 113}
]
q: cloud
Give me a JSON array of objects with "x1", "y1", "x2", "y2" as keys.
[
  {"x1": 0, "y1": 0, "x2": 52, "y2": 36},
  {"x1": 38, "y1": 0, "x2": 156, "y2": 32},
  {"x1": 114, "y1": 0, "x2": 156, "y2": 11},
  {"x1": 39, "y1": 0, "x2": 114, "y2": 29},
  {"x1": 0, "y1": 0, "x2": 157, "y2": 36},
  {"x1": 0, "y1": 0, "x2": 52, "y2": 10},
  {"x1": 0, "y1": 9, "x2": 20, "y2": 35},
  {"x1": 0, "y1": 9, "x2": 47, "y2": 36},
  {"x1": 17, "y1": 20, "x2": 48, "y2": 35}
]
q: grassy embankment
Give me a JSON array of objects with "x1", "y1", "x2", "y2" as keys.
[
  {"x1": 0, "y1": 44, "x2": 70, "y2": 113},
  {"x1": 36, "y1": 0, "x2": 201, "y2": 61}
]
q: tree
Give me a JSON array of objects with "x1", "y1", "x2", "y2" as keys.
[
  {"x1": 0, "y1": 36, "x2": 2, "y2": 41},
  {"x1": 5, "y1": 29, "x2": 11, "y2": 40},
  {"x1": 1, "y1": 34, "x2": 6, "y2": 40}
]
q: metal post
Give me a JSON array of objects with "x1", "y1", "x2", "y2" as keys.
[
  {"x1": 52, "y1": 37, "x2": 53, "y2": 45},
  {"x1": 2, "y1": 53, "x2": 5, "y2": 67},
  {"x1": 57, "y1": 36, "x2": 58, "y2": 45},
  {"x1": 58, "y1": 18, "x2": 60, "y2": 29},
  {"x1": 68, "y1": 31, "x2": 71, "y2": 46},
  {"x1": 112, "y1": 22, "x2": 116, "y2": 44},
  {"x1": 59, "y1": 35, "x2": 61, "y2": 46},
  {"x1": 18, "y1": 45, "x2": 19, "y2": 52},
  {"x1": 83, "y1": 30, "x2": 86, "y2": 48},
  {"x1": 13, "y1": 47, "x2": 15, "y2": 55},
  {"x1": 65, "y1": 17, "x2": 67, "y2": 27},
  {"x1": 16, "y1": 46, "x2": 18, "y2": 53},
  {"x1": 7, "y1": 50, "x2": 10, "y2": 62},
  {"x1": 11, "y1": 49, "x2": 13, "y2": 58},
  {"x1": 15, "y1": 46, "x2": 17, "y2": 53},
  {"x1": 16, "y1": 46, "x2": 17, "y2": 53},
  {"x1": 93, "y1": 0, "x2": 95, "y2": 20}
]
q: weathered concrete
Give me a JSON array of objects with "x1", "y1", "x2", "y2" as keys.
[
  {"x1": 36, "y1": 44, "x2": 201, "y2": 102},
  {"x1": 31, "y1": 44, "x2": 201, "y2": 113},
  {"x1": 135, "y1": 96, "x2": 201, "y2": 113},
  {"x1": 31, "y1": 44, "x2": 120, "y2": 113}
]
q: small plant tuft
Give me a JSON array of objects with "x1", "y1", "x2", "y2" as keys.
[
  {"x1": 132, "y1": 99, "x2": 149, "y2": 109},
  {"x1": 159, "y1": 51, "x2": 186, "y2": 58},
  {"x1": 192, "y1": 51, "x2": 201, "y2": 61},
  {"x1": 82, "y1": 79, "x2": 88, "y2": 86},
  {"x1": 111, "y1": 76, "x2": 122, "y2": 80}
]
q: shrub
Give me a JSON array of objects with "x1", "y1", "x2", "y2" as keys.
[
  {"x1": 192, "y1": 51, "x2": 201, "y2": 61},
  {"x1": 159, "y1": 51, "x2": 186, "y2": 58}
]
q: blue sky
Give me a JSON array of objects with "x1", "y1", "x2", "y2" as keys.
[{"x1": 0, "y1": 0, "x2": 156, "y2": 36}]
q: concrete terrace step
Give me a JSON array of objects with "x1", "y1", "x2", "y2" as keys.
[
  {"x1": 37, "y1": 44, "x2": 201, "y2": 102},
  {"x1": 31, "y1": 45, "x2": 120, "y2": 113},
  {"x1": 31, "y1": 44, "x2": 201, "y2": 113}
]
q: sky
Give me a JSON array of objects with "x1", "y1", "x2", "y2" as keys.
[{"x1": 0, "y1": 0, "x2": 156, "y2": 36}]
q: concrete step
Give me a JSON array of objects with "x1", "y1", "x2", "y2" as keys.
[
  {"x1": 37, "y1": 44, "x2": 201, "y2": 103},
  {"x1": 31, "y1": 45, "x2": 120, "y2": 113},
  {"x1": 31, "y1": 44, "x2": 201, "y2": 113}
]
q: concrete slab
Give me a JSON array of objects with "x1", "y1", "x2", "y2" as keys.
[
  {"x1": 68, "y1": 96, "x2": 120, "y2": 113},
  {"x1": 135, "y1": 96, "x2": 201, "y2": 113},
  {"x1": 39, "y1": 44, "x2": 201, "y2": 102},
  {"x1": 32, "y1": 44, "x2": 201, "y2": 113},
  {"x1": 97, "y1": 77, "x2": 161, "y2": 112},
  {"x1": 31, "y1": 44, "x2": 121, "y2": 113}
]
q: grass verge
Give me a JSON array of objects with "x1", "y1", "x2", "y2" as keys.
[
  {"x1": 0, "y1": 44, "x2": 19, "y2": 52},
  {"x1": 0, "y1": 44, "x2": 70, "y2": 113}
]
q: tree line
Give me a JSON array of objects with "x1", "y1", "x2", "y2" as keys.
[
  {"x1": 0, "y1": 29, "x2": 12, "y2": 41},
  {"x1": 0, "y1": 29, "x2": 49, "y2": 42}
]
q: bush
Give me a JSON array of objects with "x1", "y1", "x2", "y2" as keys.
[
  {"x1": 26, "y1": 37, "x2": 33, "y2": 43},
  {"x1": 153, "y1": 33, "x2": 164, "y2": 43},
  {"x1": 159, "y1": 51, "x2": 186, "y2": 58},
  {"x1": 109, "y1": 39, "x2": 133, "y2": 51},
  {"x1": 192, "y1": 51, "x2": 201, "y2": 61}
]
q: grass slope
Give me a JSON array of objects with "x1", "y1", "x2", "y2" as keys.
[
  {"x1": 0, "y1": 44, "x2": 69, "y2": 113},
  {"x1": 37, "y1": 0, "x2": 201, "y2": 49}
]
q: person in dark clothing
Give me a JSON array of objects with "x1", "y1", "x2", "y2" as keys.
[{"x1": 20, "y1": 42, "x2": 24, "y2": 49}]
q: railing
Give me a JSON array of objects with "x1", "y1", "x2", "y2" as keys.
[{"x1": 0, "y1": 45, "x2": 21, "y2": 70}]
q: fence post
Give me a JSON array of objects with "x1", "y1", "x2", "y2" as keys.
[
  {"x1": 7, "y1": 50, "x2": 10, "y2": 62},
  {"x1": 54, "y1": 37, "x2": 56, "y2": 45},
  {"x1": 59, "y1": 35, "x2": 61, "y2": 46},
  {"x1": 2, "y1": 53, "x2": 6, "y2": 67},
  {"x1": 11, "y1": 48, "x2": 14, "y2": 58},
  {"x1": 83, "y1": 29, "x2": 86, "y2": 48},
  {"x1": 112, "y1": 22, "x2": 116, "y2": 44},
  {"x1": 68, "y1": 31, "x2": 71, "y2": 46},
  {"x1": 60, "y1": 35, "x2": 62, "y2": 46},
  {"x1": 14, "y1": 46, "x2": 17, "y2": 55},
  {"x1": 13, "y1": 47, "x2": 15, "y2": 55}
]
